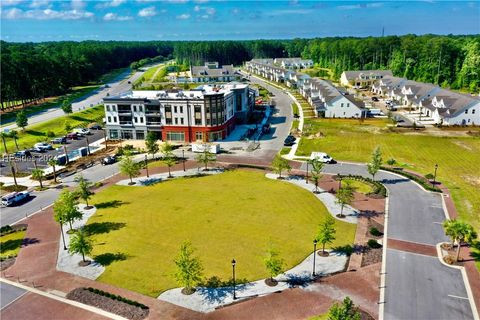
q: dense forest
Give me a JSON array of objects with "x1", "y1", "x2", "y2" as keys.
[{"x1": 2, "y1": 35, "x2": 479, "y2": 111}]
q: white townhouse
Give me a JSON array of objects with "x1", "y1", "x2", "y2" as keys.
[
  {"x1": 399, "y1": 82, "x2": 440, "y2": 107},
  {"x1": 340, "y1": 70, "x2": 393, "y2": 88},
  {"x1": 371, "y1": 76, "x2": 408, "y2": 97},
  {"x1": 189, "y1": 62, "x2": 240, "y2": 83},
  {"x1": 274, "y1": 58, "x2": 313, "y2": 69}
]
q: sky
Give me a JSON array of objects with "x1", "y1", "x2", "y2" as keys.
[{"x1": 1, "y1": 0, "x2": 479, "y2": 42}]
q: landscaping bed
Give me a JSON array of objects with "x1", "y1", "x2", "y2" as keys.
[
  {"x1": 361, "y1": 246, "x2": 382, "y2": 267},
  {"x1": 380, "y1": 166, "x2": 442, "y2": 193},
  {"x1": 334, "y1": 174, "x2": 387, "y2": 198},
  {"x1": 1, "y1": 224, "x2": 28, "y2": 268},
  {"x1": 67, "y1": 288, "x2": 149, "y2": 320}
]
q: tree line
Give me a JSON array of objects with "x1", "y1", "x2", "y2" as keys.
[{"x1": 2, "y1": 35, "x2": 479, "y2": 111}]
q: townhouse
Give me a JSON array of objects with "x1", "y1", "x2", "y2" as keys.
[
  {"x1": 103, "y1": 83, "x2": 256, "y2": 143},
  {"x1": 189, "y1": 62, "x2": 240, "y2": 83},
  {"x1": 340, "y1": 70, "x2": 393, "y2": 88},
  {"x1": 273, "y1": 58, "x2": 313, "y2": 69}
]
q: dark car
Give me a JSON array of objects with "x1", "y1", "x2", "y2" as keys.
[
  {"x1": 51, "y1": 137, "x2": 67, "y2": 144},
  {"x1": 284, "y1": 135, "x2": 296, "y2": 146},
  {"x1": 89, "y1": 124, "x2": 103, "y2": 130},
  {"x1": 102, "y1": 155, "x2": 117, "y2": 165},
  {"x1": 371, "y1": 96, "x2": 379, "y2": 102},
  {"x1": 66, "y1": 132, "x2": 79, "y2": 140},
  {"x1": 14, "y1": 150, "x2": 32, "y2": 158}
]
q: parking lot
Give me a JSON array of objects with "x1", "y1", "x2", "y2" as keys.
[{"x1": 0, "y1": 129, "x2": 105, "y2": 175}]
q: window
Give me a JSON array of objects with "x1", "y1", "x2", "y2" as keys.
[
  {"x1": 166, "y1": 132, "x2": 185, "y2": 142},
  {"x1": 106, "y1": 105, "x2": 110, "y2": 111},
  {"x1": 139, "y1": 106, "x2": 143, "y2": 112},
  {"x1": 109, "y1": 129, "x2": 119, "y2": 139},
  {"x1": 180, "y1": 118, "x2": 184, "y2": 125},
  {"x1": 347, "y1": 103, "x2": 350, "y2": 107},
  {"x1": 108, "y1": 116, "x2": 111, "y2": 122},
  {"x1": 113, "y1": 117, "x2": 117, "y2": 122},
  {"x1": 341, "y1": 103, "x2": 344, "y2": 107},
  {"x1": 465, "y1": 110, "x2": 468, "y2": 114},
  {"x1": 195, "y1": 132, "x2": 203, "y2": 141},
  {"x1": 174, "y1": 106, "x2": 178, "y2": 113},
  {"x1": 174, "y1": 118, "x2": 178, "y2": 125},
  {"x1": 134, "y1": 117, "x2": 138, "y2": 123},
  {"x1": 140, "y1": 117, "x2": 144, "y2": 123},
  {"x1": 112, "y1": 105, "x2": 116, "y2": 112},
  {"x1": 179, "y1": 106, "x2": 183, "y2": 113},
  {"x1": 473, "y1": 109, "x2": 476, "y2": 114},
  {"x1": 133, "y1": 105, "x2": 137, "y2": 112}
]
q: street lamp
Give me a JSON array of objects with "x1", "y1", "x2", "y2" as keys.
[
  {"x1": 182, "y1": 149, "x2": 186, "y2": 172},
  {"x1": 433, "y1": 164, "x2": 438, "y2": 187},
  {"x1": 312, "y1": 239, "x2": 318, "y2": 277},
  {"x1": 305, "y1": 160, "x2": 309, "y2": 184},
  {"x1": 145, "y1": 154, "x2": 149, "y2": 178},
  {"x1": 231, "y1": 259, "x2": 236, "y2": 300},
  {"x1": 60, "y1": 221, "x2": 67, "y2": 250}
]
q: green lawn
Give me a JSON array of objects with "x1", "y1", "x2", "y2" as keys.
[
  {"x1": 342, "y1": 179, "x2": 373, "y2": 195},
  {"x1": 87, "y1": 170, "x2": 356, "y2": 296},
  {"x1": 297, "y1": 118, "x2": 480, "y2": 234},
  {"x1": 0, "y1": 105, "x2": 105, "y2": 153},
  {"x1": 0, "y1": 230, "x2": 26, "y2": 258}
]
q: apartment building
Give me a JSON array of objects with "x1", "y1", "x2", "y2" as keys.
[
  {"x1": 274, "y1": 58, "x2": 313, "y2": 69},
  {"x1": 103, "y1": 83, "x2": 256, "y2": 143},
  {"x1": 340, "y1": 70, "x2": 393, "y2": 88},
  {"x1": 189, "y1": 62, "x2": 240, "y2": 83}
]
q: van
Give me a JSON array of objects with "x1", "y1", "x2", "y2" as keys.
[
  {"x1": 1, "y1": 191, "x2": 29, "y2": 207},
  {"x1": 310, "y1": 152, "x2": 335, "y2": 164}
]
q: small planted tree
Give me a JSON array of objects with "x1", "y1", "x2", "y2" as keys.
[
  {"x1": 16, "y1": 111, "x2": 28, "y2": 131},
  {"x1": 1, "y1": 132, "x2": 9, "y2": 154},
  {"x1": 75, "y1": 175, "x2": 94, "y2": 208},
  {"x1": 327, "y1": 296, "x2": 361, "y2": 320},
  {"x1": 55, "y1": 190, "x2": 82, "y2": 231},
  {"x1": 163, "y1": 155, "x2": 177, "y2": 178},
  {"x1": 119, "y1": 152, "x2": 140, "y2": 185},
  {"x1": 174, "y1": 241, "x2": 203, "y2": 295},
  {"x1": 309, "y1": 158, "x2": 324, "y2": 193},
  {"x1": 443, "y1": 219, "x2": 478, "y2": 262},
  {"x1": 31, "y1": 168, "x2": 45, "y2": 189},
  {"x1": 271, "y1": 154, "x2": 291, "y2": 179},
  {"x1": 53, "y1": 196, "x2": 68, "y2": 250},
  {"x1": 9, "y1": 130, "x2": 20, "y2": 151},
  {"x1": 47, "y1": 159, "x2": 59, "y2": 183},
  {"x1": 316, "y1": 215, "x2": 336, "y2": 256},
  {"x1": 263, "y1": 246, "x2": 284, "y2": 286},
  {"x1": 68, "y1": 229, "x2": 93, "y2": 266},
  {"x1": 336, "y1": 181, "x2": 355, "y2": 218},
  {"x1": 145, "y1": 131, "x2": 159, "y2": 160},
  {"x1": 195, "y1": 145, "x2": 216, "y2": 171},
  {"x1": 367, "y1": 146, "x2": 382, "y2": 181},
  {"x1": 61, "y1": 100, "x2": 73, "y2": 114},
  {"x1": 64, "y1": 121, "x2": 72, "y2": 135}
]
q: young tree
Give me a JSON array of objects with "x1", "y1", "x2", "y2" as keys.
[
  {"x1": 16, "y1": 111, "x2": 28, "y2": 131},
  {"x1": 54, "y1": 190, "x2": 82, "y2": 231},
  {"x1": 327, "y1": 296, "x2": 361, "y2": 320},
  {"x1": 119, "y1": 153, "x2": 140, "y2": 185},
  {"x1": 64, "y1": 121, "x2": 72, "y2": 134},
  {"x1": 145, "y1": 131, "x2": 159, "y2": 160},
  {"x1": 47, "y1": 158, "x2": 58, "y2": 183},
  {"x1": 53, "y1": 195, "x2": 68, "y2": 250},
  {"x1": 309, "y1": 158, "x2": 324, "y2": 193},
  {"x1": 271, "y1": 154, "x2": 291, "y2": 178},
  {"x1": 163, "y1": 155, "x2": 177, "y2": 178},
  {"x1": 264, "y1": 246, "x2": 284, "y2": 284},
  {"x1": 68, "y1": 229, "x2": 93, "y2": 263},
  {"x1": 9, "y1": 130, "x2": 20, "y2": 150},
  {"x1": 1, "y1": 132, "x2": 9, "y2": 155},
  {"x1": 61, "y1": 100, "x2": 73, "y2": 114},
  {"x1": 316, "y1": 215, "x2": 336, "y2": 254},
  {"x1": 367, "y1": 146, "x2": 382, "y2": 181},
  {"x1": 443, "y1": 219, "x2": 478, "y2": 262},
  {"x1": 336, "y1": 181, "x2": 355, "y2": 218},
  {"x1": 195, "y1": 145, "x2": 216, "y2": 171},
  {"x1": 174, "y1": 241, "x2": 203, "y2": 294},
  {"x1": 31, "y1": 168, "x2": 45, "y2": 189},
  {"x1": 442, "y1": 219, "x2": 459, "y2": 249},
  {"x1": 75, "y1": 175, "x2": 94, "y2": 208}
]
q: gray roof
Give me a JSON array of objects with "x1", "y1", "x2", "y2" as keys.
[
  {"x1": 191, "y1": 64, "x2": 236, "y2": 77},
  {"x1": 343, "y1": 70, "x2": 393, "y2": 81}
]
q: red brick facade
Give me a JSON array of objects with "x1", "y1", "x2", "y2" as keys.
[{"x1": 161, "y1": 116, "x2": 236, "y2": 143}]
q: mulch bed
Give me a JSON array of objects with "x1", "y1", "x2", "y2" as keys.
[
  {"x1": 366, "y1": 220, "x2": 384, "y2": 239},
  {"x1": 0, "y1": 257, "x2": 16, "y2": 271},
  {"x1": 66, "y1": 288, "x2": 149, "y2": 320},
  {"x1": 361, "y1": 247, "x2": 382, "y2": 267}
]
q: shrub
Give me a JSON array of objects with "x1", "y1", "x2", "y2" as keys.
[
  {"x1": 380, "y1": 166, "x2": 442, "y2": 192},
  {"x1": 334, "y1": 174, "x2": 387, "y2": 197},
  {"x1": 386, "y1": 158, "x2": 396, "y2": 165},
  {"x1": 369, "y1": 227, "x2": 383, "y2": 237},
  {"x1": 333, "y1": 244, "x2": 354, "y2": 256},
  {"x1": 367, "y1": 239, "x2": 382, "y2": 249},
  {"x1": 46, "y1": 131, "x2": 55, "y2": 138},
  {"x1": 85, "y1": 287, "x2": 149, "y2": 309},
  {"x1": 424, "y1": 173, "x2": 434, "y2": 180},
  {"x1": 444, "y1": 255, "x2": 455, "y2": 265},
  {"x1": 0, "y1": 225, "x2": 13, "y2": 234}
]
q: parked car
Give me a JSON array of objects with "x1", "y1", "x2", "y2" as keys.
[
  {"x1": 66, "y1": 132, "x2": 79, "y2": 140},
  {"x1": 14, "y1": 150, "x2": 32, "y2": 158},
  {"x1": 386, "y1": 105, "x2": 398, "y2": 111},
  {"x1": 102, "y1": 155, "x2": 117, "y2": 165},
  {"x1": 89, "y1": 124, "x2": 102, "y2": 130},
  {"x1": 1, "y1": 191, "x2": 30, "y2": 207},
  {"x1": 284, "y1": 135, "x2": 296, "y2": 146},
  {"x1": 31, "y1": 146, "x2": 46, "y2": 153},
  {"x1": 34, "y1": 142, "x2": 53, "y2": 151},
  {"x1": 73, "y1": 128, "x2": 91, "y2": 136},
  {"x1": 371, "y1": 96, "x2": 379, "y2": 102},
  {"x1": 51, "y1": 137, "x2": 67, "y2": 144},
  {"x1": 310, "y1": 152, "x2": 336, "y2": 164}
]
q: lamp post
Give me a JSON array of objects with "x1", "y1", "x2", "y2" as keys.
[
  {"x1": 433, "y1": 164, "x2": 438, "y2": 187},
  {"x1": 85, "y1": 136, "x2": 90, "y2": 155},
  {"x1": 182, "y1": 149, "x2": 186, "y2": 171},
  {"x1": 145, "y1": 154, "x2": 149, "y2": 178},
  {"x1": 231, "y1": 259, "x2": 236, "y2": 300},
  {"x1": 60, "y1": 222, "x2": 67, "y2": 250},
  {"x1": 305, "y1": 160, "x2": 309, "y2": 184},
  {"x1": 312, "y1": 239, "x2": 318, "y2": 277}
]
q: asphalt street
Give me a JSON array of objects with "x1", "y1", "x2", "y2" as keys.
[{"x1": 0, "y1": 281, "x2": 26, "y2": 310}]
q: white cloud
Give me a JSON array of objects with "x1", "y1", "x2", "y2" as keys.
[
  {"x1": 71, "y1": 0, "x2": 86, "y2": 10},
  {"x1": 193, "y1": 5, "x2": 216, "y2": 17},
  {"x1": 176, "y1": 13, "x2": 190, "y2": 19},
  {"x1": 96, "y1": 0, "x2": 126, "y2": 9},
  {"x1": 337, "y1": 2, "x2": 383, "y2": 10},
  {"x1": 0, "y1": 0, "x2": 23, "y2": 7},
  {"x1": 268, "y1": 8, "x2": 313, "y2": 16},
  {"x1": 194, "y1": 5, "x2": 200, "y2": 11},
  {"x1": 103, "y1": 12, "x2": 132, "y2": 21},
  {"x1": 138, "y1": 6, "x2": 157, "y2": 17},
  {"x1": 29, "y1": 0, "x2": 49, "y2": 8},
  {"x1": 2, "y1": 7, "x2": 94, "y2": 20}
]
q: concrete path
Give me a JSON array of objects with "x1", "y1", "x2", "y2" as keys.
[{"x1": 159, "y1": 250, "x2": 347, "y2": 313}]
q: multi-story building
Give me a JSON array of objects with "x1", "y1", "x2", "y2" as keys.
[
  {"x1": 189, "y1": 62, "x2": 240, "y2": 83},
  {"x1": 274, "y1": 58, "x2": 313, "y2": 69},
  {"x1": 340, "y1": 70, "x2": 393, "y2": 88},
  {"x1": 103, "y1": 83, "x2": 256, "y2": 143}
]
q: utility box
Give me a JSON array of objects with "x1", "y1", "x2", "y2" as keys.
[
  {"x1": 191, "y1": 143, "x2": 220, "y2": 154},
  {"x1": 78, "y1": 147, "x2": 88, "y2": 157}
]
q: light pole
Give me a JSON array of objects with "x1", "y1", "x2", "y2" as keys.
[
  {"x1": 85, "y1": 136, "x2": 90, "y2": 155},
  {"x1": 433, "y1": 164, "x2": 438, "y2": 187},
  {"x1": 60, "y1": 222, "x2": 67, "y2": 250},
  {"x1": 231, "y1": 259, "x2": 236, "y2": 300},
  {"x1": 145, "y1": 154, "x2": 149, "y2": 178},
  {"x1": 305, "y1": 160, "x2": 309, "y2": 184},
  {"x1": 312, "y1": 239, "x2": 318, "y2": 277},
  {"x1": 182, "y1": 149, "x2": 186, "y2": 172}
]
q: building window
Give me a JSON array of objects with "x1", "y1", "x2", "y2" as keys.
[
  {"x1": 195, "y1": 132, "x2": 203, "y2": 141},
  {"x1": 108, "y1": 116, "x2": 111, "y2": 123},
  {"x1": 180, "y1": 118, "x2": 184, "y2": 125},
  {"x1": 133, "y1": 105, "x2": 137, "y2": 112},
  {"x1": 465, "y1": 110, "x2": 468, "y2": 114},
  {"x1": 136, "y1": 130, "x2": 145, "y2": 140},
  {"x1": 140, "y1": 117, "x2": 144, "y2": 123},
  {"x1": 139, "y1": 106, "x2": 143, "y2": 112},
  {"x1": 112, "y1": 105, "x2": 116, "y2": 112},
  {"x1": 108, "y1": 129, "x2": 118, "y2": 139},
  {"x1": 166, "y1": 132, "x2": 185, "y2": 142},
  {"x1": 180, "y1": 106, "x2": 183, "y2": 113},
  {"x1": 347, "y1": 103, "x2": 350, "y2": 107},
  {"x1": 174, "y1": 106, "x2": 178, "y2": 113},
  {"x1": 473, "y1": 109, "x2": 476, "y2": 114},
  {"x1": 113, "y1": 117, "x2": 117, "y2": 122},
  {"x1": 134, "y1": 117, "x2": 138, "y2": 123},
  {"x1": 341, "y1": 103, "x2": 344, "y2": 107},
  {"x1": 195, "y1": 119, "x2": 202, "y2": 125},
  {"x1": 174, "y1": 118, "x2": 178, "y2": 125},
  {"x1": 106, "y1": 105, "x2": 110, "y2": 111}
]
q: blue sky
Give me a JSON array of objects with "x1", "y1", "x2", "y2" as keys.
[{"x1": 1, "y1": 0, "x2": 479, "y2": 42}]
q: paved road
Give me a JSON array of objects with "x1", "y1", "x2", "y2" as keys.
[{"x1": 0, "y1": 281, "x2": 26, "y2": 310}]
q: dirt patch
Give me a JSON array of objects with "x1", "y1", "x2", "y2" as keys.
[
  {"x1": 361, "y1": 248, "x2": 382, "y2": 267},
  {"x1": 462, "y1": 175, "x2": 480, "y2": 188},
  {"x1": 453, "y1": 140, "x2": 474, "y2": 151},
  {"x1": 67, "y1": 288, "x2": 149, "y2": 320}
]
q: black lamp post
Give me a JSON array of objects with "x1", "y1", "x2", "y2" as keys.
[
  {"x1": 145, "y1": 154, "x2": 149, "y2": 178},
  {"x1": 312, "y1": 239, "x2": 318, "y2": 277},
  {"x1": 182, "y1": 149, "x2": 186, "y2": 171},
  {"x1": 305, "y1": 160, "x2": 309, "y2": 184},
  {"x1": 433, "y1": 164, "x2": 438, "y2": 187},
  {"x1": 60, "y1": 222, "x2": 67, "y2": 250},
  {"x1": 231, "y1": 258, "x2": 236, "y2": 300}
]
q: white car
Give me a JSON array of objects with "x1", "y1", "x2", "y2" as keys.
[
  {"x1": 34, "y1": 142, "x2": 53, "y2": 151},
  {"x1": 310, "y1": 152, "x2": 335, "y2": 164},
  {"x1": 73, "y1": 128, "x2": 90, "y2": 136}
]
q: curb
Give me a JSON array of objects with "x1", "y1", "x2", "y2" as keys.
[{"x1": 378, "y1": 191, "x2": 389, "y2": 320}]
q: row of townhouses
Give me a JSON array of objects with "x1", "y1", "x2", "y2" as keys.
[
  {"x1": 172, "y1": 62, "x2": 241, "y2": 83},
  {"x1": 245, "y1": 59, "x2": 366, "y2": 119},
  {"x1": 340, "y1": 70, "x2": 393, "y2": 89},
  {"x1": 103, "y1": 83, "x2": 256, "y2": 143},
  {"x1": 371, "y1": 75, "x2": 480, "y2": 125}
]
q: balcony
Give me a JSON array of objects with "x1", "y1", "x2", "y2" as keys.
[
  {"x1": 146, "y1": 122, "x2": 162, "y2": 126},
  {"x1": 119, "y1": 121, "x2": 133, "y2": 126}
]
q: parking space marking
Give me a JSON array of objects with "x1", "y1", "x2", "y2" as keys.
[{"x1": 448, "y1": 294, "x2": 470, "y2": 300}]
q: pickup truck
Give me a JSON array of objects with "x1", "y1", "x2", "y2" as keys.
[{"x1": 1, "y1": 191, "x2": 30, "y2": 207}]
